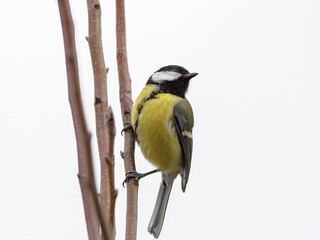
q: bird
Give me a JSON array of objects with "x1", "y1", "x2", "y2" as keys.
[{"x1": 124, "y1": 65, "x2": 197, "y2": 238}]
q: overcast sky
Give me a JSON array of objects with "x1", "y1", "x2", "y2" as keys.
[{"x1": 1, "y1": 0, "x2": 320, "y2": 239}]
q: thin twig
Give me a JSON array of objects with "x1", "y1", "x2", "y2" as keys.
[
  {"x1": 90, "y1": 182, "x2": 111, "y2": 240},
  {"x1": 85, "y1": 0, "x2": 116, "y2": 239},
  {"x1": 57, "y1": 0, "x2": 100, "y2": 239},
  {"x1": 116, "y1": 0, "x2": 138, "y2": 240},
  {"x1": 105, "y1": 106, "x2": 118, "y2": 231}
]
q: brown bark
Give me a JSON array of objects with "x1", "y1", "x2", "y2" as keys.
[
  {"x1": 85, "y1": 0, "x2": 116, "y2": 238},
  {"x1": 116, "y1": 0, "x2": 138, "y2": 240},
  {"x1": 57, "y1": 1, "x2": 101, "y2": 239},
  {"x1": 105, "y1": 106, "x2": 117, "y2": 231}
]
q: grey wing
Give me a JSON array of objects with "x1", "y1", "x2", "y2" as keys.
[{"x1": 173, "y1": 100, "x2": 194, "y2": 192}]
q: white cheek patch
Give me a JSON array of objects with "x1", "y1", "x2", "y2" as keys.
[{"x1": 152, "y1": 71, "x2": 182, "y2": 83}]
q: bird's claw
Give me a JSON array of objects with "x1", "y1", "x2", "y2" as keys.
[
  {"x1": 121, "y1": 122, "x2": 133, "y2": 136},
  {"x1": 122, "y1": 171, "x2": 142, "y2": 187}
]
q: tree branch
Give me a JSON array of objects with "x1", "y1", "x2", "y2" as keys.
[
  {"x1": 116, "y1": 0, "x2": 138, "y2": 240},
  {"x1": 57, "y1": 1, "x2": 100, "y2": 239},
  {"x1": 85, "y1": 0, "x2": 116, "y2": 239},
  {"x1": 105, "y1": 106, "x2": 117, "y2": 233}
]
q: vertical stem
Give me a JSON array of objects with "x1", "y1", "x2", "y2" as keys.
[
  {"x1": 116, "y1": 0, "x2": 138, "y2": 240},
  {"x1": 85, "y1": 0, "x2": 116, "y2": 239},
  {"x1": 57, "y1": 0, "x2": 100, "y2": 239},
  {"x1": 105, "y1": 107, "x2": 118, "y2": 234}
]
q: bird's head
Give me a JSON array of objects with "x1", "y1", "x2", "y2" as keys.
[{"x1": 147, "y1": 65, "x2": 198, "y2": 98}]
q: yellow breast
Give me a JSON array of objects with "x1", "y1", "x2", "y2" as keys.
[{"x1": 132, "y1": 85, "x2": 182, "y2": 171}]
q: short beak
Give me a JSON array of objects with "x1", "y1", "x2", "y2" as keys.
[{"x1": 182, "y1": 72, "x2": 198, "y2": 80}]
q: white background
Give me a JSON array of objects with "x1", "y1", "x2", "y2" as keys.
[{"x1": 0, "y1": 0, "x2": 319, "y2": 239}]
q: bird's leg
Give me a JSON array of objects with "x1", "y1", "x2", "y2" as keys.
[
  {"x1": 123, "y1": 169, "x2": 160, "y2": 187},
  {"x1": 121, "y1": 122, "x2": 133, "y2": 136}
]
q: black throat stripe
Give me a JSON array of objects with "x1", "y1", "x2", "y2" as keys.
[
  {"x1": 134, "y1": 91, "x2": 158, "y2": 140},
  {"x1": 137, "y1": 91, "x2": 158, "y2": 115}
]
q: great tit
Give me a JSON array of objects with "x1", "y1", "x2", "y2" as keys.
[{"x1": 128, "y1": 65, "x2": 197, "y2": 238}]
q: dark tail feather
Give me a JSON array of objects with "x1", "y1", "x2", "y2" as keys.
[{"x1": 148, "y1": 174, "x2": 173, "y2": 239}]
